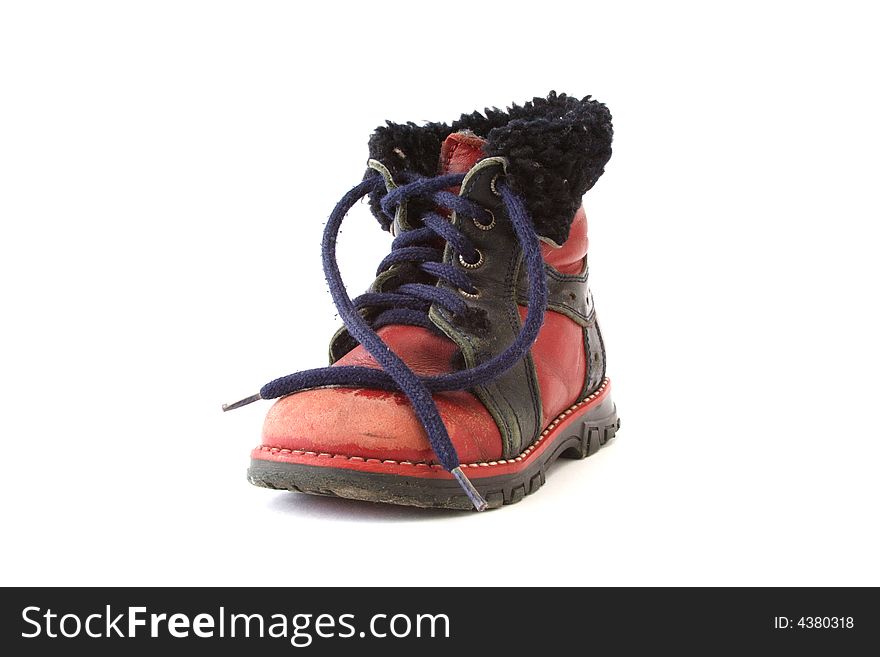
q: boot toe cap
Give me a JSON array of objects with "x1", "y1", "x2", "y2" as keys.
[{"x1": 260, "y1": 387, "x2": 502, "y2": 465}]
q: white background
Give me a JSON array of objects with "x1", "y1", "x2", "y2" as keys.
[{"x1": 2, "y1": 1, "x2": 878, "y2": 586}]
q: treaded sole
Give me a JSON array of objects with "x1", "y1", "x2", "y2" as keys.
[{"x1": 248, "y1": 399, "x2": 619, "y2": 511}]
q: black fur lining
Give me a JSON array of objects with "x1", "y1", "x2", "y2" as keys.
[{"x1": 366, "y1": 91, "x2": 612, "y2": 244}]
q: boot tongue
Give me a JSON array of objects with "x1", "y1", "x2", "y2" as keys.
[{"x1": 438, "y1": 131, "x2": 487, "y2": 175}]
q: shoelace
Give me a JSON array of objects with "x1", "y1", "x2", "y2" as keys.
[{"x1": 224, "y1": 171, "x2": 548, "y2": 510}]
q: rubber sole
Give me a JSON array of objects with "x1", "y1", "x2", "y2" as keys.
[{"x1": 248, "y1": 381, "x2": 619, "y2": 511}]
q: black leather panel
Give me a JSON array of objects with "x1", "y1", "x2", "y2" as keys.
[
  {"x1": 515, "y1": 263, "x2": 594, "y2": 326},
  {"x1": 430, "y1": 159, "x2": 543, "y2": 458},
  {"x1": 581, "y1": 313, "x2": 607, "y2": 400}
]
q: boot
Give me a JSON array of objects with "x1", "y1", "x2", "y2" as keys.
[{"x1": 225, "y1": 92, "x2": 619, "y2": 511}]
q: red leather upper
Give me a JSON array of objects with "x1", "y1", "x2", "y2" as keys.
[
  {"x1": 520, "y1": 305, "x2": 587, "y2": 428},
  {"x1": 260, "y1": 132, "x2": 589, "y2": 464},
  {"x1": 543, "y1": 206, "x2": 588, "y2": 274}
]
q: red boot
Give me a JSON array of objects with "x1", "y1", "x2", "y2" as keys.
[{"x1": 226, "y1": 92, "x2": 619, "y2": 510}]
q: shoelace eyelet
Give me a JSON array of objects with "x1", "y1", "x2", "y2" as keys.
[
  {"x1": 458, "y1": 249, "x2": 484, "y2": 269},
  {"x1": 473, "y1": 210, "x2": 495, "y2": 231},
  {"x1": 490, "y1": 173, "x2": 502, "y2": 197},
  {"x1": 458, "y1": 286, "x2": 481, "y2": 299}
]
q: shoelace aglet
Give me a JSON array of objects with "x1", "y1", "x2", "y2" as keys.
[
  {"x1": 222, "y1": 393, "x2": 262, "y2": 412},
  {"x1": 450, "y1": 467, "x2": 488, "y2": 512}
]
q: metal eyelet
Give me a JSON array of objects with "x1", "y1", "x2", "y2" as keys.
[
  {"x1": 490, "y1": 173, "x2": 502, "y2": 197},
  {"x1": 458, "y1": 249, "x2": 484, "y2": 269},
  {"x1": 459, "y1": 287, "x2": 481, "y2": 299},
  {"x1": 473, "y1": 209, "x2": 495, "y2": 231}
]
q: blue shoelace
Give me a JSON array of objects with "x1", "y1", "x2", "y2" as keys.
[{"x1": 224, "y1": 171, "x2": 548, "y2": 510}]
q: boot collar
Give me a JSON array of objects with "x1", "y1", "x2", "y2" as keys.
[{"x1": 366, "y1": 91, "x2": 612, "y2": 245}]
